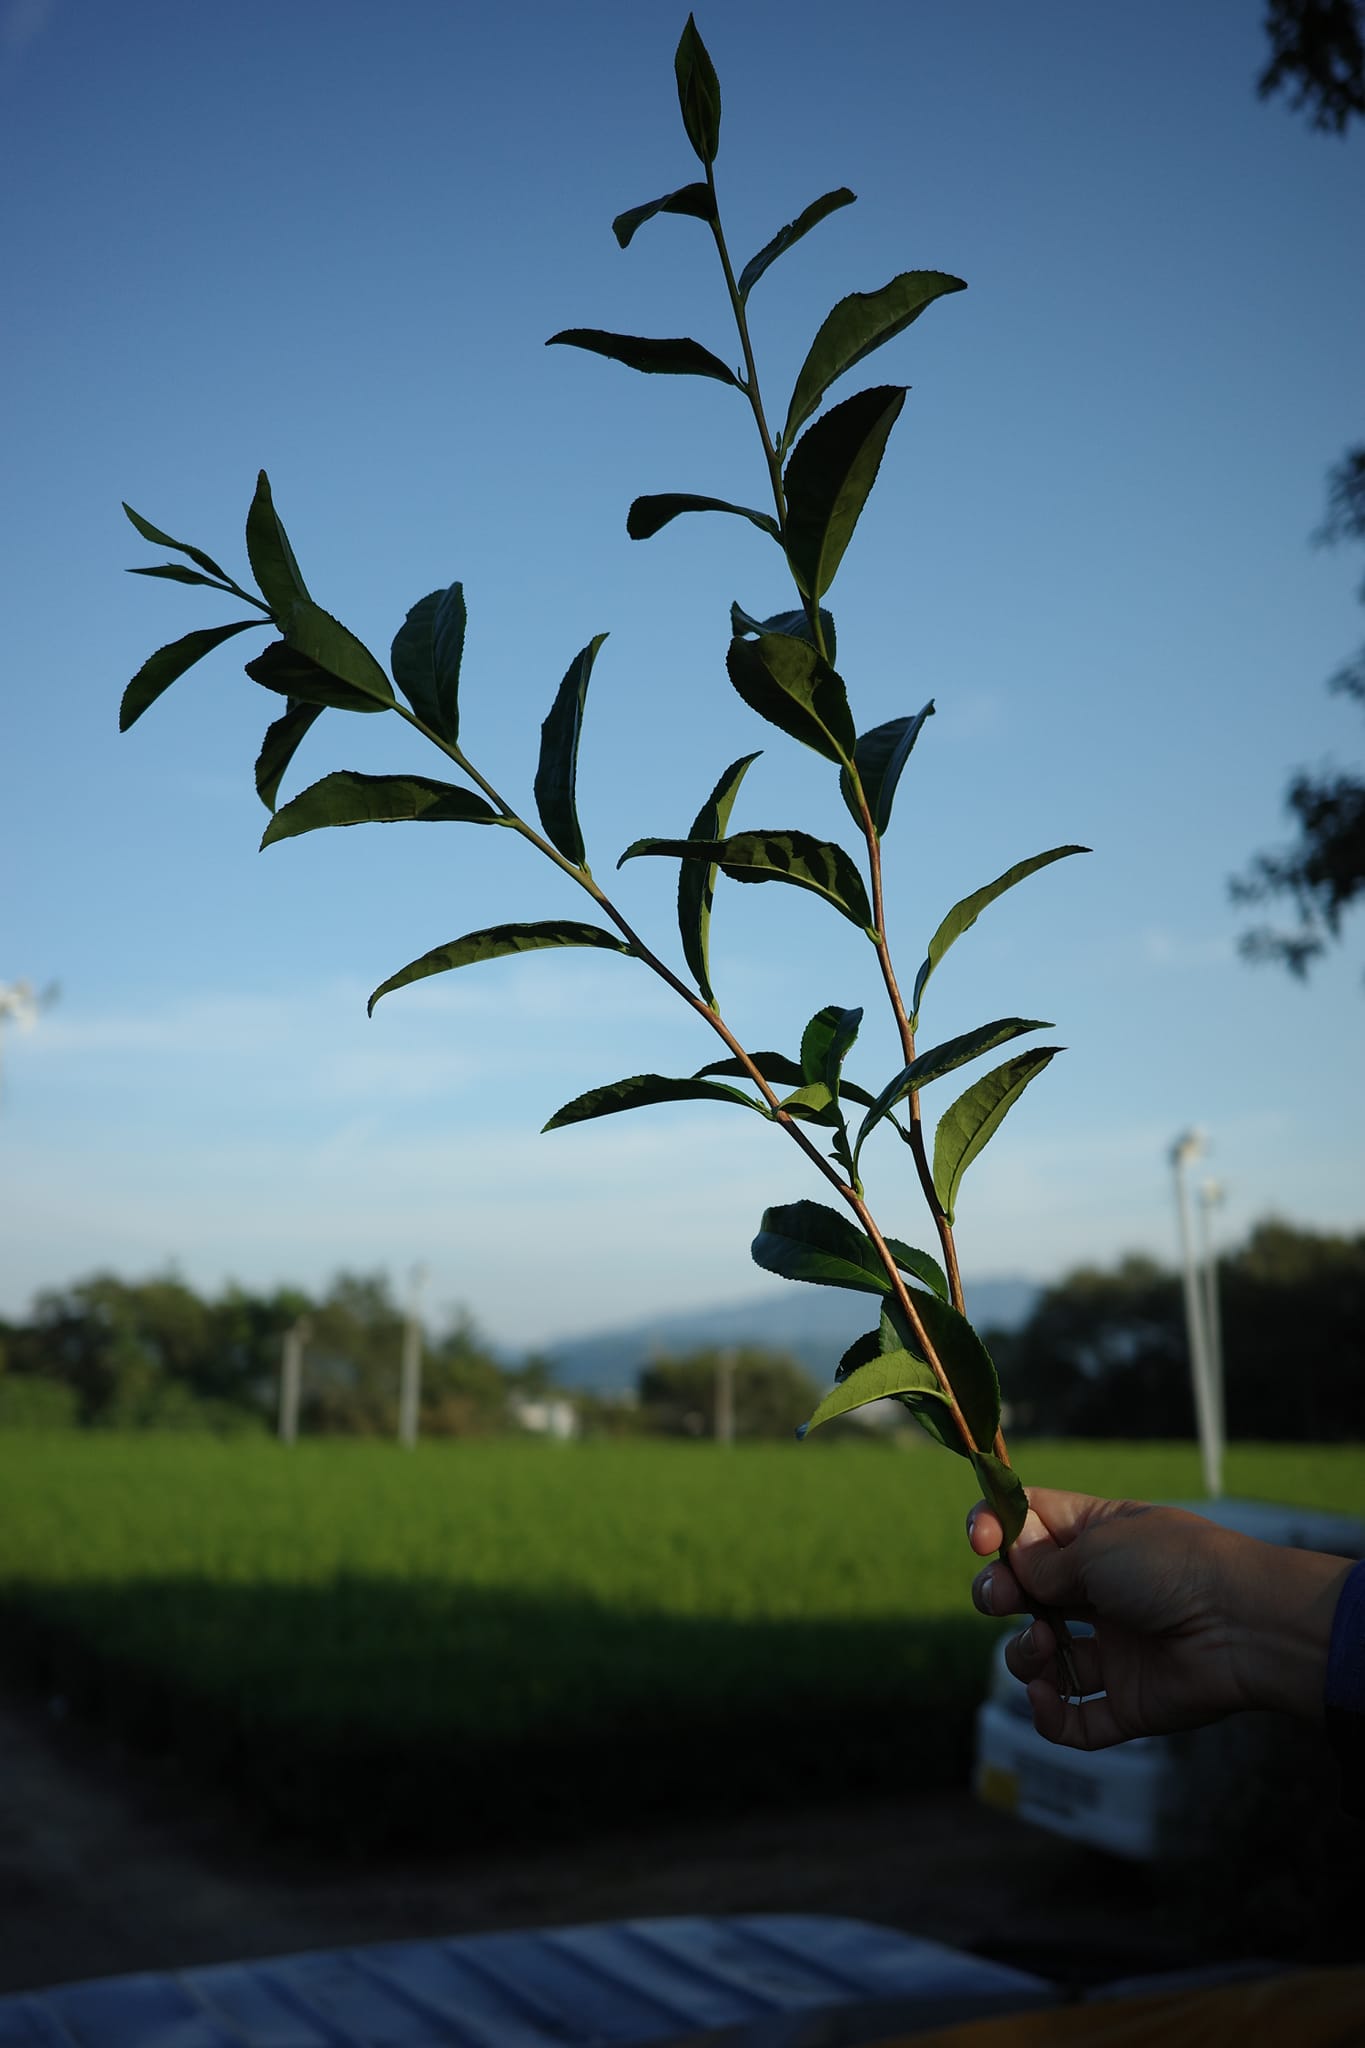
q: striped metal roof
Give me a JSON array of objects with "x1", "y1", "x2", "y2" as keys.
[{"x1": 0, "y1": 1914, "x2": 1052, "y2": 2047}]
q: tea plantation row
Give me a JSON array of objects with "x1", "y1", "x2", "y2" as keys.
[{"x1": 0, "y1": 1435, "x2": 1358, "y2": 1850}]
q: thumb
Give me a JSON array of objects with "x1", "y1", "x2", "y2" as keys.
[{"x1": 1008, "y1": 1520, "x2": 1087, "y2": 1609}]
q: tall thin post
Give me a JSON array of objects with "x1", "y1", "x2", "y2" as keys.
[
  {"x1": 398, "y1": 1263, "x2": 428, "y2": 1450},
  {"x1": 1170, "y1": 1131, "x2": 1221, "y2": 1499},
  {"x1": 715, "y1": 1349, "x2": 735, "y2": 1444},
  {"x1": 279, "y1": 1315, "x2": 309, "y2": 1445},
  {"x1": 1198, "y1": 1178, "x2": 1226, "y2": 1448}
]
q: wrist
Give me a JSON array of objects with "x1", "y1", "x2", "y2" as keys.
[{"x1": 1226, "y1": 1538, "x2": 1353, "y2": 1721}]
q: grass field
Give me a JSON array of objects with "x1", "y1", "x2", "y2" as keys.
[{"x1": 0, "y1": 1434, "x2": 1359, "y2": 1849}]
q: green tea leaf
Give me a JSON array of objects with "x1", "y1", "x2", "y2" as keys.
[
  {"x1": 123, "y1": 502, "x2": 232, "y2": 584},
  {"x1": 119, "y1": 619, "x2": 261, "y2": 732},
  {"x1": 620, "y1": 829, "x2": 874, "y2": 932},
  {"x1": 839, "y1": 704, "x2": 934, "y2": 837},
  {"x1": 534, "y1": 634, "x2": 607, "y2": 866},
  {"x1": 286, "y1": 600, "x2": 394, "y2": 707},
  {"x1": 261, "y1": 771, "x2": 499, "y2": 849},
  {"x1": 798, "y1": 1348, "x2": 945, "y2": 1438},
  {"x1": 612, "y1": 182, "x2": 714, "y2": 248},
  {"x1": 695, "y1": 1050, "x2": 878, "y2": 1113},
  {"x1": 675, "y1": 13, "x2": 721, "y2": 164},
  {"x1": 972, "y1": 1450, "x2": 1029, "y2": 1547},
  {"x1": 738, "y1": 187, "x2": 856, "y2": 302},
  {"x1": 677, "y1": 751, "x2": 760, "y2": 1008},
  {"x1": 245, "y1": 470, "x2": 311, "y2": 620},
  {"x1": 835, "y1": 1328, "x2": 882, "y2": 1381},
  {"x1": 368, "y1": 920, "x2": 632, "y2": 1016},
  {"x1": 547, "y1": 329, "x2": 740, "y2": 387},
  {"x1": 628, "y1": 494, "x2": 781, "y2": 543},
  {"x1": 730, "y1": 602, "x2": 836, "y2": 664},
  {"x1": 911, "y1": 846, "x2": 1089, "y2": 1024},
  {"x1": 800, "y1": 1004, "x2": 862, "y2": 1091},
  {"x1": 777, "y1": 1080, "x2": 840, "y2": 1125},
  {"x1": 391, "y1": 583, "x2": 466, "y2": 745},
  {"x1": 544, "y1": 1072, "x2": 765, "y2": 1132},
  {"x1": 883, "y1": 1289, "x2": 1001, "y2": 1452},
  {"x1": 129, "y1": 564, "x2": 238, "y2": 595},
  {"x1": 881, "y1": 1241, "x2": 950, "y2": 1301},
  {"x1": 908, "y1": 1017, "x2": 1052, "y2": 1091},
  {"x1": 245, "y1": 641, "x2": 391, "y2": 714},
  {"x1": 782, "y1": 270, "x2": 968, "y2": 451},
  {"x1": 783, "y1": 385, "x2": 906, "y2": 600},
  {"x1": 243, "y1": 475, "x2": 394, "y2": 707},
  {"x1": 255, "y1": 702, "x2": 323, "y2": 812},
  {"x1": 694, "y1": 1049, "x2": 804, "y2": 1089},
  {"x1": 853, "y1": 1017, "x2": 1051, "y2": 1164},
  {"x1": 725, "y1": 633, "x2": 856, "y2": 764},
  {"x1": 932, "y1": 1047, "x2": 1059, "y2": 1224},
  {"x1": 752, "y1": 1199, "x2": 894, "y2": 1295}
]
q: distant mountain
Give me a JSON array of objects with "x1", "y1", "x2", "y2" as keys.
[{"x1": 541, "y1": 1277, "x2": 1039, "y2": 1394}]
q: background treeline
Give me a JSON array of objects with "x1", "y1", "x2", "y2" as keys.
[
  {"x1": 0, "y1": 1217, "x2": 1360, "y2": 1439},
  {"x1": 0, "y1": 1271, "x2": 824, "y2": 1440},
  {"x1": 0, "y1": 1273, "x2": 542, "y2": 1436},
  {"x1": 990, "y1": 1219, "x2": 1364, "y2": 1441}
]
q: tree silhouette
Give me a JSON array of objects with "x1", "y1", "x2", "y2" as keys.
[
  {"x1": 1233, "y1": 5, "x2": 1364, "y2": 979},
  {"x1": 1232, "y1": 452, "x2": 1365, "y2": 977},
  {"x1": 1257, "y1": 0, "x2": 1365, "y2": 134}
]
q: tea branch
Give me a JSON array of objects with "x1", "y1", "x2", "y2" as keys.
[
  {"x1": 390, "y1": 689, "x2": 979, "y2": 1453},
  {"x1": 704, "y1": 166, "x2": 976, "y2": 1372}
]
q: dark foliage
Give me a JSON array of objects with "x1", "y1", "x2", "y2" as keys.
[
  {"x1": 0, "y1": 1270, "x2": 515, "y2": 1435},
  {"x1": 638, "y1": 1346, "x2": 821, "y2": 1438},
  {"x1": 1258, "y1": 0, "x2": 1365, "y2": 133},
  {"x1": 996, "y1": 1220, "x2": 1365, "y2": 1440},
  {"x1": 1233, "y1": 446, "x2": 1365, "y2": 978}
]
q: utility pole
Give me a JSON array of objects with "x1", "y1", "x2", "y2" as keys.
[
  {"x1": 1198, "y1": 1178, "x2": 1226, "y2": 1442},
  {"x1": 1169, "y1": 1131, "x2": 1223, "y2": 1499},
  {"x1": 714, "y1": 1349, "x2": 736, "y2": 1444},
  {"x1": 398, "y1": 1263, "x2": 428, "y2": 1450},
  {"x1": 278, "y1": 1315, "x2": 310, "y2": 1445}
]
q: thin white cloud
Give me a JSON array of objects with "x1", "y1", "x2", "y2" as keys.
[
  {"x1": 1139, "y1": 926, "x2": 1235, "y2": 969},
  {"x1": 0, "y1": 1111, "x2": 789, "y2": 1346}
]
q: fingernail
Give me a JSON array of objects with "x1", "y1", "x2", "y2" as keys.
[
  {"x1": 977, "y1": 1568, "x2": 994, "y2": 1613},
  {"x1": 1019, "y1": 1623, "x2": 1035, "y2": 1656}
]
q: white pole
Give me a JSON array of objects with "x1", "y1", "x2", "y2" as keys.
[
  {"x1": 279, "y1": 1315, "x2": 309, "y2": 1445},
  {"x1": 1170, "y1": 1131, "x2": 1221, "y2": 1499},
  {"x1": 1198, "y1": 1179, "x2": 1227, "y2": 1469},
  {"x1": 398, "y1": 1263, "x2": 428, "y2": 1449}
]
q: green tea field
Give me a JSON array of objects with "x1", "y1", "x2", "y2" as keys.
[{"x1": 0, "y1": 1435, "x2": 1359, "y2": 1849}]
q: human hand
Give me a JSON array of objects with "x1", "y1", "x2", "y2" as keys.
[{"x1": 968, "y1": 1487, "x2": 1349, "y2": 1750}]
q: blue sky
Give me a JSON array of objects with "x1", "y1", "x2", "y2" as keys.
[{"x1": 3, "y1": 0, "x2": 1362, "y2": 1350}]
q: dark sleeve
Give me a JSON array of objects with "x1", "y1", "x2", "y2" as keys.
[{"x1": 1324, "y1": 1556, "x2": 1365, "y2": 1817}]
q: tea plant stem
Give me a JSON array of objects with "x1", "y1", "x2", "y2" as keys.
[
  {"x1": 850, "y1": 781, "x2": 969, "y2": 1318},
  {"x1": 391, "y1": 695, "x2": 980, "y2": 1455},
  {"x1": 704, "y1": 166, "x2": 786, "y2": 525},
  {"x1": 699, "y1": 180, "x2": 989, "y2": 1460},
  {"x1": 396, "y1": 201, "x2": 1011, "y2": 1489}
]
